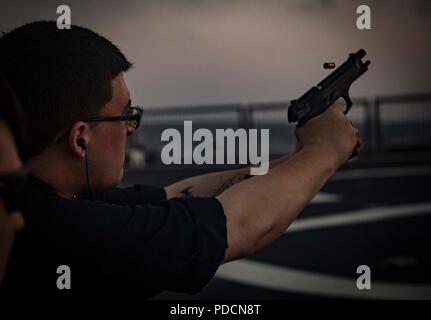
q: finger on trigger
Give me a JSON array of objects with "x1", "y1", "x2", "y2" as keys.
[{"x1": 328, "y1": 102, "x2": 345, "y2": 114}]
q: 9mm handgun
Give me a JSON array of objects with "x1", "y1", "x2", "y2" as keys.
[{"x1": 288, "y1": 49, "x2": 370, "y2": 127}]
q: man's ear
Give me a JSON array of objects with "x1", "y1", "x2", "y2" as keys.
[{"x1": 68, "y1": 121, "x2": 89, "y2": 158}]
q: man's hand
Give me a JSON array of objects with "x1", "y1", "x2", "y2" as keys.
[{"x1": 294, "y1": 101, "x2": 361, "y2": 168}]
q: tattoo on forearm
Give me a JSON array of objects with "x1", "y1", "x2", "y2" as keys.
[
  {"x1": 213, "y1": 174, "x2": 252, "y2": 196},
  {"x1": 180, "y1": 186, "x2": 193, "y2": 197},
  {"x1": 179, "y1": 174, "x2": 251, "y2": 197}
]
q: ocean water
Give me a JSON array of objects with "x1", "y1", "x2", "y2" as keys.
[{"x1": 127, "y1": 119, "x2": 431, "y2": 164}]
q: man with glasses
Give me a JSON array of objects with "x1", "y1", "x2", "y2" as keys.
[{"x1": 0, "y1": 21, "x2": 360, "y2": 295}]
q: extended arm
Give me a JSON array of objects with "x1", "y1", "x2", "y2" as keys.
[
  {"x1": 218, "y1": 145, "x2": 338, "y2": 263},
  {"x1": 216, "y1": 103, "x2": 360, "y2": 263}
]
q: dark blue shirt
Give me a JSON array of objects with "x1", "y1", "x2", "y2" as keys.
[{"x1": 3, "y1": 176, "x2": 228, "y2": 297}]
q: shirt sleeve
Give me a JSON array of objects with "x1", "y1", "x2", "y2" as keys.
[
  {"x1": 60, "y1": 195, "x2": 228, "y2": 295},
  {"x1": 78, "y1": 184, "x2": 167, "y2": 206}
]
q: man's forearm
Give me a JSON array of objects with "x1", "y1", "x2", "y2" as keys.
[
  {"x1": 164, "y1": 152, "x2": 296, "y2": 199},
  {"x1": 217, "y1": 145, "x2": 339, "y2": 262}
]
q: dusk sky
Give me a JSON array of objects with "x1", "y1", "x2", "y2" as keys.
[{"x1": 1, "y1": 0, "x2": 430, "y2": 115}]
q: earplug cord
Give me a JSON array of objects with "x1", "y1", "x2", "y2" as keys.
[{"x1": 83, "y1": 147, "x2": 92, "y2": 199}]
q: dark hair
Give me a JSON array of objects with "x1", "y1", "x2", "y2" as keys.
[
  {"x1": 0, "y1": 21, "x2": 132, "y2": 160},
  {"x1": 0, "y1": 72, "x2": 25, "y2": 154}
]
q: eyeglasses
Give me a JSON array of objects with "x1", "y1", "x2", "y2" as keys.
[
  {"x1": 0, "y1": 168, "x2": 28, "y2": 212},
  {"x1": 82, "y1": 106, "x2": 143, "y2": 130},
  {"x1": 55, "y1": 106, "x2": 144, "y2": 142}
]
